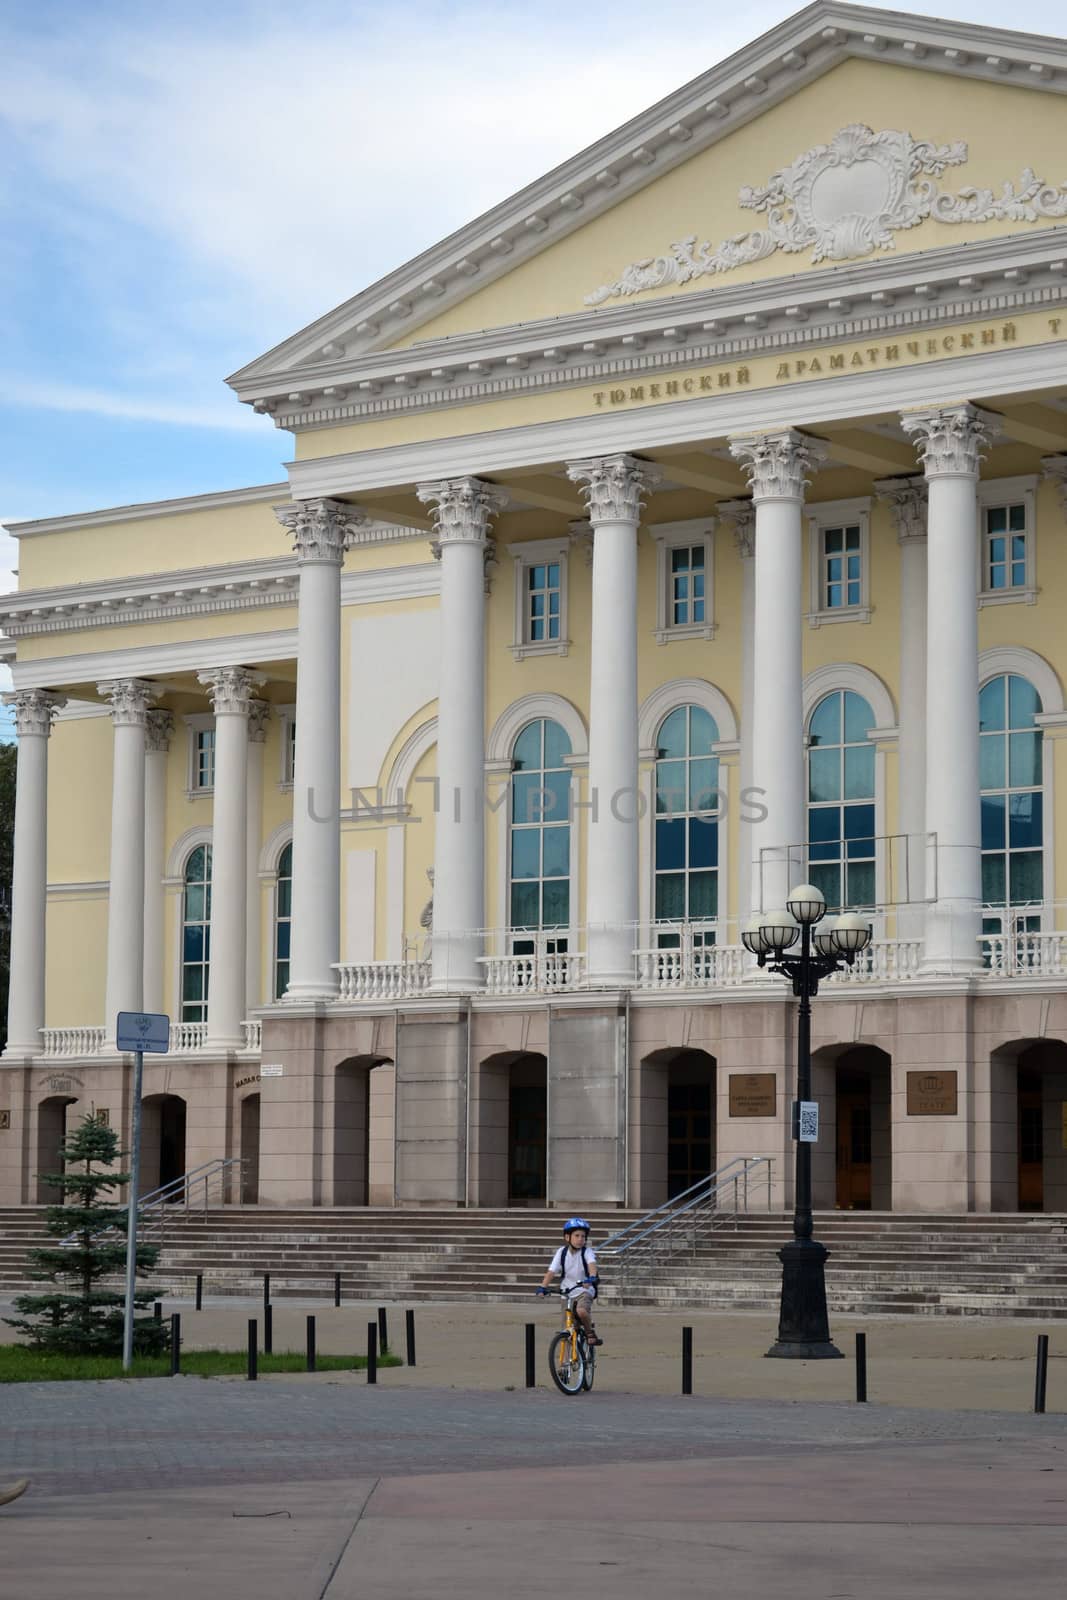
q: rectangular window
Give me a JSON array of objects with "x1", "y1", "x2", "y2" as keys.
[
  {"x1": 526, "y1": 562, "x2": 561, "y2": 644},
  {"x1": 984, "y1": 503, "x2": 1028, "y2": 593},
  {"x1": 195, "y1": 728, "x2": 216, "y2": 790},
  {"x1": 670, "y1": 545, "x2": 706, "y2": 627},
  {"x1": 284, "y1": 718, "x2": 296, "y2": 785},
  {"x1": 822, "y1": 525, "x2": 862, "y2": 610}
]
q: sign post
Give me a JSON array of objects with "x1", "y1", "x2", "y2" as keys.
[{"x1": 116, "y1": 1011, "x2": 170, "y2": 1372}]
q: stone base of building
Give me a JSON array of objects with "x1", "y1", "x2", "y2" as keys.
[{"x1": 4, "y1": 987, "x2": 1067, "y2": 1214}]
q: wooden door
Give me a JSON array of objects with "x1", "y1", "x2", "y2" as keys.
[
  {"x1": 1018, "y1": 1070, "x2": 1044, "y2": 1212},
  {"x1": 836, "y1": 1082, "x2": 873, "y2": 1210},
  {"x1": 508, "y1": 1084, "x2": 546, "y2": 1202},
  {"x1": 667, "y1": 1081, "x2": 713, "y2": 1199}
]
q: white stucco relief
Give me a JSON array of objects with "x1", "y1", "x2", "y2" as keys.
[{"x1": 586, "y1": 125, "x2": 1067, "y2": 306}]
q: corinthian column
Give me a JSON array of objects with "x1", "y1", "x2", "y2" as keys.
[
  {"x1": 720, "y1": 500, "x2": 756, "y2": 922},
  {"x1": 566, "y1": 454, "x2": 659, "y2": 985},
  {"x1": 875, "y1": 477, "x2": 928, "y2": 937},
  {"x1": 415, "y1": 476, "x2": 503, "y2": 991},
  {"x1": 729, "y1": 430, "x2": 825, "y2": 913},
  {"x1": 2, "y1": 689, "x2": 65, "y2": 1056},
  {"x1": 98, "y1": 679, "x2": 158, "y2": 1046},
  {"x1": 246, "y1": 700, "x2": 270, "y2": 1012},
  {"x1": 142, "y1": 710, "x2": 174, "y2": 1015},
  {"x1": 198, "y1": 668, "x2": 265, "y2": 1049},
  {"x1": 275, "y1": 498, "x2": 366, "y2": 1001},
  {"x1": 901, "y1": 403, "x2": 997, "y2": 973}
]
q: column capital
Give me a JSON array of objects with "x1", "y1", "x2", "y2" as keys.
[
  {"x1": 97, "y1": 678, "x2": 158, "y2": 728},
  {"x1": 874, "y1": 475, "x2": 928, "y2": 543},
  {"x1": 565, "y1": 454, "x2": 659, "y2": 524},
  {"x1": 901, "y1": 403, "x2": 999, "y2": 478},
  {"x1": 247, "y1": 699, "x2": 271, "y2": 743},
  {"x1": 1042, "y1": 453, "x2": 1067, "y2": 513},
  {"x1": 275, "y1": 497, "x2": 368, "y2": 564},
  {"x1": 197, "y1": 666, "x2": 267, "y2": 716},
  {"x1": 416, "y1": 476, "x2": 505, "y2": 554},
  {"x1": 568, "y1": 518, "x2": 594, "y2": 567},
  {"x1": 145, "y1": 709, "x2": 175, "y2": 754},
  {"x1": 717, "y1": 498, "x2": 756, "y2": 558},
  {"x1": 2, "y1": 688, "x2": 66, "y2": 738},
  {"x1": 728, "y1": 429, "x2": 826, "y2": 502}
]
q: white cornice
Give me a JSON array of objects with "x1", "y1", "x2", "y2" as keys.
[
  {"x1": 228, "y1": 2, "x2": 1067, "y2": 401},
  {"x1": 287, "y1": 335, "x2": 1067, "y2": 498},
  {"x1": 260, "y1": 233, "x2": 1067, "y2": 431},
  {"x1": 5, "y1": 482, "x2": 290, "y2": 539}
]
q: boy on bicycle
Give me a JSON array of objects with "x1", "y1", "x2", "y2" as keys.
[{"x1": 536, "y1": 1216, "x2": 603, "y2": 1348}]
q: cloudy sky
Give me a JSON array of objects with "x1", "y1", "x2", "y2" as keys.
[{"x1": 1, "y1": 0, "x2": 1064, "y2": 732}]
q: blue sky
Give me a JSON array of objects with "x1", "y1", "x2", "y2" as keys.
[{"x1": 1, "y1": 0, "x2": 1065, "y2": 735}]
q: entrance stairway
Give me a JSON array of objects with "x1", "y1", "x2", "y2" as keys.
[{"x1": 2, "y1": 1206, "x2": 1067, "y2": 1318}]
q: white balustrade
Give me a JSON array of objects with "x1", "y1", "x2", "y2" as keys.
[
  {"x1": 633, "y1": 943, "x2": 748, "y2": 991},
  {"x1": 169, "y1": 1021, "x2": 208, "y2": 1053},
  {"x1": 240, "y1": 1020, "x2": 262, "y2": 1053},
  {"x1": 479, "y1": 952, "x2": 586, "y2": 995},
  {"x1": 825, "y1": 939, "x2": 924, "y2": 986},
  {"x1": 333, "y1": 961, "x2": 432, "y2": 1001},
  {"x1": 980, "y1": 929, "x2": 1067, "y2": 979},
  {"x1": 39, "y1": 1026, "x2": 105, "y2": 1059}
]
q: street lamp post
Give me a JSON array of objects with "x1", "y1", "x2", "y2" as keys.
[{"x1": 742, "y1": 884, "x2": 872, "y2": 1360}]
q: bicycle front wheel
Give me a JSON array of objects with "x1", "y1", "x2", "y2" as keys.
[
  {"x1": 548, "y1": 1330, "x2": 586, "y2": 1394},
  {"x1": 581, "y1": 1343, "x2": 596, "y2": 1392}
]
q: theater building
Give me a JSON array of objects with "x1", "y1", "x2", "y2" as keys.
[{"x1": 4, "y1": 2, "x2": 1067, "y2": 1216}]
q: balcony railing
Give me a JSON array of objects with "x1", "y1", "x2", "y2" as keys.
[
  {"x1": 37, "y1": 1020, "x2": 263, "y2": 1059},
  {"x1": 480, "y1": 950, "x2": 587, "y2": 995},
  {"x1": 40, "y1": 1026, "x2": 106, "y2": 1058},
  {"x1": 333, "y1": 960, "x2": 432, "y2": 1001}
]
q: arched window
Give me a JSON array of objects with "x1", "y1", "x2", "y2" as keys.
[
  {"x1": 807, "y1": 691, "x2": 876, "y2": 909},
  {"x1": 181, "y1": 845, "x2": 212, "y2": 1022},
  {"x1": 274, "y1": 841, "x2": 293, "y2": 999},
  {"x1": 980, "y1": 674, "x2": 1043, "y2": 917},
  {"x1": 654, "y1": 705, "x2": 719, "y2": 946},
  {"x1": 509, "y1": 719, "x2": 571, "y2": 944}
]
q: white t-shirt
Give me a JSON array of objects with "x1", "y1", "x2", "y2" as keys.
[{"x1": 550, "y1": 1244, "x2": 598, "y2": 1296}]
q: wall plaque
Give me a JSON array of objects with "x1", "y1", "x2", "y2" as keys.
[
  {"x1": 906, "y1": 1070, "x2": 958, "y2": 1116},
  {"x1": 0, "y1": 1110, "x2": 10, "y2": 1131},
  {"x1": 729, "y1": 1073, "x2": 776, "y2": 1118}
]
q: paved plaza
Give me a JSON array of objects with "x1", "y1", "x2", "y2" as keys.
[{"x1": 2, "y1": 1299, "x2": 1067, "y2": 1598}]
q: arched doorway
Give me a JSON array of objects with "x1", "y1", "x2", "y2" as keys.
[
  {"x1": 632, "y1": 1048, "x2": 716, "y2": 1207},
  {"x1": 240, "y1": 1094, "x2": 260, "y2": 1204},
  {"x1": 834, "y1": 1047, "x2": 891, "y2": 1210},
  {"x1": 141, "y1": 1095, "x2": 187, "y2": 1196},
  {"x1": 991, "y1": 1040, "x2": 1067, "y2": 1212},
  {"x1": 36, "y1": 1096, "x2": 78, "y2": 1203},
  {"x1": 470, "y1": 1052, "x2": 548, "y2": 1207},
  {"x1": 333, "y1": 1055, "x2": 393, "y2": 1206}
]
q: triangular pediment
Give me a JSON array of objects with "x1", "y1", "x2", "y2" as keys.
[{"x1": 228, "y1": 1, "x2": 1067, "y2": 417}]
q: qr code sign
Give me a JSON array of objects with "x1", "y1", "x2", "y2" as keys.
[{"x1": 797, "y1": 1102, "x2": 820, "y2": 1143}]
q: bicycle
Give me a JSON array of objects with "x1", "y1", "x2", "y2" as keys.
[{"x1": 547, "y1": 1291, "x2": 596, "y2": 1395}]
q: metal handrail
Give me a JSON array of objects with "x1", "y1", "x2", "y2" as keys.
[
  {"x1": 137, "y1": 1157, "x2": 245, "y2": 1244},
  {"x1": 599, "y1": 1156, "x2": 774, "y2": 1285}
]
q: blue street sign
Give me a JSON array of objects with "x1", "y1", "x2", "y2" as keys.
[{"x1": 116, "y1": 1011, "x2": 170, "y2": 1054}]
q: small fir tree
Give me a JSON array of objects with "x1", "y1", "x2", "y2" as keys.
[{"x1": 5, "y1": 1114, "x2": 169, "y2": 1356}]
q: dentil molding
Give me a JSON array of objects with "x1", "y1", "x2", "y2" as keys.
[{"x1": 586, "y1": 125, "x2": 1067, "y2": 305}]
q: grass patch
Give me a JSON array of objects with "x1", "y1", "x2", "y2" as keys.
[{"x1": 0, "y1": 1345, "x2": 403, "y2": 1383}]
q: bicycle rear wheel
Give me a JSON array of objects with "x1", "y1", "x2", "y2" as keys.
[
  {"x1": 581, "y1": 1342, "x2": 596, "y2": 1392},
  {"x1": 548, "y1": 1330, "x2": 585, "y2": 1394}
]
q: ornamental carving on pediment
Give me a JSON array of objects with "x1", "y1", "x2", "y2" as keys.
[{"x1": 585, "y1": 125, "x2": 1067, "y2": 306}]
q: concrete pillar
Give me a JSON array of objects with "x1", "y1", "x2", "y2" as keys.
[
  {"x1": 719, "y1": 499, "x2": 756, "y2": 923},
  {"x1": 1, "y1": 689, "x2": 65, "y2": 1055},
  {"x1": 142, "y1": 710, "x2": 174, "y2": 1015},
  {"x1": 245, "y1": 700, "x2": 270, "y2": 1011},
  {"x1": 415, "y1": 477, "x2": 503, "y2": 992},
  {"x1": 729, "y1": 430, "x2": 826, "y2": 913},
  {"x1": 566, "y1": 454, "x2": 658, "y2": 985},
  {"x1": 98, "y1": 679, "x2": 157, "y2": 1047}
]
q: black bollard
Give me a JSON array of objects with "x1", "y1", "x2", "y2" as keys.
[
  {"x1": 195, "y1": 1273, "x2": 203, "y2": 1312},
  {"x1": 405, "y1": 1308, "x2": 417, "y2": 1369},
  {"x1": 264, "y1": 1303, "x2": 273, "y2": 1356},
  {"x1": 306, "y1": 1315, "x2": 317, "y2": 1373},
  {"x1": 170, "y1": 1313, "x2": 181, "y2": 1376},
  {"x1": 263, "y1": 1273, "x2": 270, "y2": 1315},
  {"x1": 378, "y1": 1305, "x2": 389, "y2": 1354},
  {"x1": 1035, "y1": 1334, "x2": 1049, "y2": 1414},
  {"x1": 367, "y1": 1322, "x2": 378, "y2": 1384},
  {"x1": 856, "y1": 1332, "x2": 868, "y2": 1403},
  {"x1": 525, "y1": 1323, "x2": 535, "y2": 1389},
  {"x1": 334, "y1": 1272, "x2": 341, "y2": 1308},
  {"x1": 248, "y1": 1319, "x2": 258, "y2": 1381},
  {"x1": 682, "y1": 1326, "x2": 693, "y2": 1396},
  {"x1": 153, "y1": 1300, "x2": 162, "y2": 1323}
]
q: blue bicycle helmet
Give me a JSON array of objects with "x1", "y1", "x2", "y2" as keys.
[{"x1": 563, "y1": 1216, "x2": 592, "y2": 1236}]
